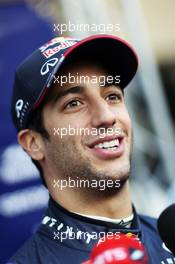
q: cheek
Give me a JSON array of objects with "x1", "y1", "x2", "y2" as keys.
[
  {"x1": 117, "y1": 106, "x2": 132, "y2": 130},
  {"x1": 49, "y1": 115, "x2": 88, "y2": 143},
  {"x1": 125, "y1": 112, "x2": 132, "y2": 131},
  {"x1": 124, "y1": 113, "x2": 133, "y2": 147},
  {"x1": 52, "y1": 112, "x2": 86, "y2": 128},
  {"x1": 44, "y1": 106, "x2": 86, "y2": 131}
]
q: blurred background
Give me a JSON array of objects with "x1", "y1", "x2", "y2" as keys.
[{"x1": 0, "y1": 0, "x2": 175, "y2": 262}]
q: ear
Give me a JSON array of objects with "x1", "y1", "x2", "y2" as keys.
[{"x1": 18, "y1": 129, "x2": 45, "y2": 161}]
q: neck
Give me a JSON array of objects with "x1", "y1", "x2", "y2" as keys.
[{"x1": 49, "y1": 180, "x2": 132, "y2": 220}]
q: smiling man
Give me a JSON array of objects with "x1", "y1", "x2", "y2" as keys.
[{"x1": 9, "y1": 35, "x2": 174, "y2": 264}]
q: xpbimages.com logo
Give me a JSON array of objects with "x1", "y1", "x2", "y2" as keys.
[
  {"x1": 53, "y1": 177, "x2": 121, "y2": 191},
  {"x1": 53, "y1": 21, "x2": 120, "y2": 34},
  {"x1": 52, "y1": 73, "x2": 120, "y2": 87},
  {"x1": 53, "y1": 126, "x2": 124, "y2": 139}
]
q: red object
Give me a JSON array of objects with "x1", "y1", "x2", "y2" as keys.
[{"x1": 82, "y1": 234, "x2": 148, "y2": 264}]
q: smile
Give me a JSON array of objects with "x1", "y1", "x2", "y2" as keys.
[
  {"x1": 88, "y1": 136, "x2": 125, "y2": 159},
  {"x1": 94, "y1": 139, "x2": 119, "y2": 151}
]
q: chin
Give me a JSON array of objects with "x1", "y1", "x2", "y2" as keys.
[{"x1": 99, "y1": 158, "x2": 130, "y2": 175}]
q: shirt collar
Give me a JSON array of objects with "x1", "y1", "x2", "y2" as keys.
[
  {"x1": 38, "y1": 196, "x2": 142, "y2": 251},
  {"x1": 72, "y1": 211, "x2": 134, "y2": 227}
]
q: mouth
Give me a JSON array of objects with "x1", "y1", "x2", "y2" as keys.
[{"x1": 87, "y1": 136, "x2": 125, "y2": 159}]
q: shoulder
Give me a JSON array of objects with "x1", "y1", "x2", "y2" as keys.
[
  {"x1": 8, "y1": 231, "x2": 62, "y2": 264},
  {"x1": 137, "y1": 214, "x2": 175, "y2": 261},
  {"x1": 8, "y1": 234, "x2": 40, "y2": 264},
  {"x1": 138, "y1": 213, "x2": 159, "y2": 234},
  {"x1": 8, "y1": 230, "x2": 86, "y2": 264},
  {"x1": 138, "y1": 214, "x2": 165, "y2": 245},
  {"x1": 139, "y1": 214, "x2": 157, "y2": 227}
]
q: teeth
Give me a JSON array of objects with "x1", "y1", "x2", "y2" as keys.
[
  {"x1": 108, "y1": 141, "x2": 113, "y2": 148},
  {"x1": 116, "y1": 139, "x2": 119, "y2": 147},
  {"x1": 104, "y1": 142, "x2": 109, "y2": 148},
  {"x1": 94, "y1": 139, "x2": 120, "y2": 149},
  {"x1": 110, "y1": 147, "x2": 118, "y2": 151}
]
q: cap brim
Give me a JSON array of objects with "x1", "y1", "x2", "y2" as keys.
[
  {"x1": 64, "y1": 34, "x2": 138, "y2": 88},
  {"x1": 34, "y1": 34, "x2": 138, "y2": 108}
]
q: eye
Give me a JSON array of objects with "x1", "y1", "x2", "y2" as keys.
[
  {"x1": 106, "y1": 93, "x2": 122, "y2": 103},
  {"x1": 64, "y1": 99, "x2": 82, "y2": 109}
]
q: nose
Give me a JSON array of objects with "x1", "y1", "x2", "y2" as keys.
[{"x1": 90, "y1": 99, "x2": 116, "y2": 128}]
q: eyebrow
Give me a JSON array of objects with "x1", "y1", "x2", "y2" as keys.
[
  {"x1": 53, "y1": 83, "x2": 123, "y2": 103},
  {"x1": 53, "y1": 85, "x2": 85, "y2": 103}
]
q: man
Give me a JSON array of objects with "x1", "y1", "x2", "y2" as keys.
[{"x1": 9, "y1": 35, "x2": 174, "y2": 263}]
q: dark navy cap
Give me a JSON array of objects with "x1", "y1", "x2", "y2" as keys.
[{"x1": 11, "y1": 34, "x2": 138, "y2": 131}]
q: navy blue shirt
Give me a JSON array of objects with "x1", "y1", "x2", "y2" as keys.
[{"x1": 9, "y1": 197, "x2": 175, "y2": 264}]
